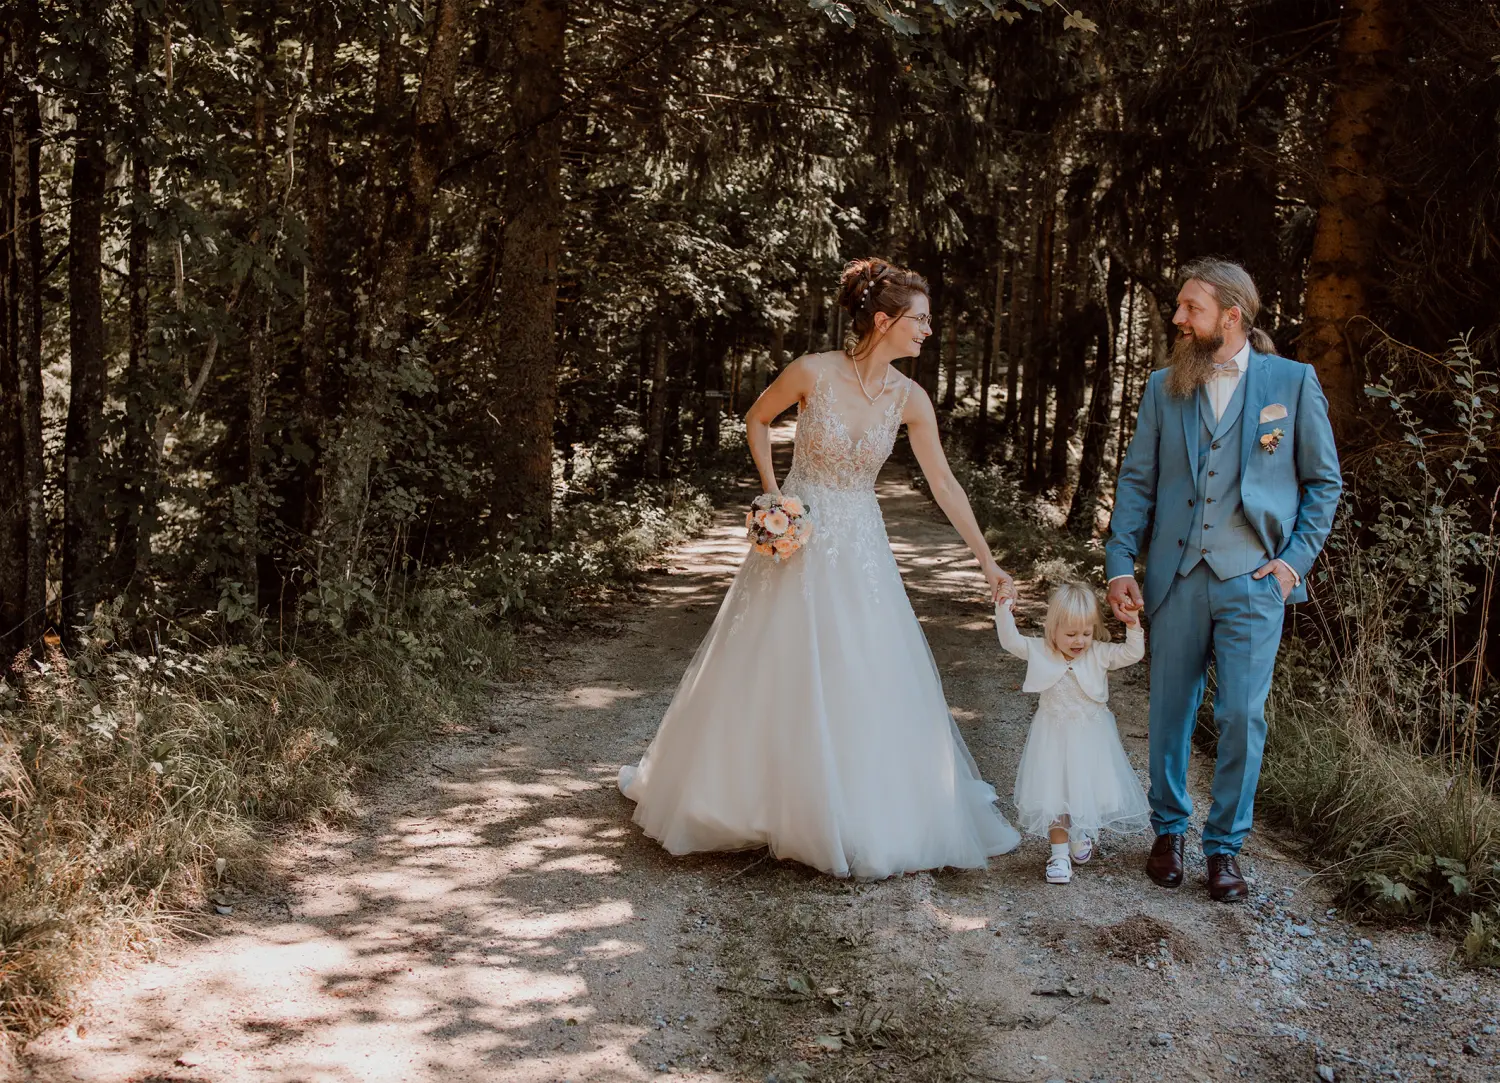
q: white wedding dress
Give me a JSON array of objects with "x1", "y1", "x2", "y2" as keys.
[{"x1": 619, "y1": 368, "x2": 1021, "y2": 878}]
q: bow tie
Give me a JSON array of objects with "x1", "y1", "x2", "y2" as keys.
[{"x1": 1209, "y1": 361, "x2": 1240, "y2": 377}]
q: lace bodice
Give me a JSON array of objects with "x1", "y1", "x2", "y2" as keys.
[
  {"x1": 783, "y1": 369, "x2": 911, "y2": 494},
  {"x1": 1034, "y1": 671, "x2": 1113, "y2": 722}
]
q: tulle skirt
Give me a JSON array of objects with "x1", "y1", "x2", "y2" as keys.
[
  {"x1": 619, "y1": 485, "x2": 1020, "y2": 879},
  {"x1": 1012, "y1": 676, "x2": 1152, "y2": 840}
]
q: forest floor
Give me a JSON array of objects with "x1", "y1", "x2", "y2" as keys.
[{"x1": 17, "y1": 427, "x2": 1500, "y2": 1083}]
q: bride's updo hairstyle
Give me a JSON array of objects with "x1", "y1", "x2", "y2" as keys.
[{"x1": 837, "y1": 257, "x2": 930, "y2": 356}]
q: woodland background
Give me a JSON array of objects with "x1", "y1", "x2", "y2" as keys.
[{"x1": 2, "y1": 0, "x2": 1500, "y2": 1046}]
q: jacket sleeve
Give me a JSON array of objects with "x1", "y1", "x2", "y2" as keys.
[
  {"x1": 1278, "y1": 364, "x2": 1344, "y2": 579},
  {"x1": 1105, "y1": 372, "x2": 1162, "y2": 581},
  {"x1": 1098, "y1": 622, "x2": 1146, "y2": 671},
  {"x1": 994, "y1": 600, "x2": 1031, "y2": 661}
]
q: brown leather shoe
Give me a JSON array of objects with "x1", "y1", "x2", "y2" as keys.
[
  {"x1": 1207, "y1": 853, "x2": 1249, "y2": 902},
  {"x1": 1145, "y1": 833, "x2": 1185, "y2": 888}
]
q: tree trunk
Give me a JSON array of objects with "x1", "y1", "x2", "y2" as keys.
[
  {"x1": 941, "y1": 301, "x2": 959, "y2": 411},
  {"x1": 1, "y1": 3, "x2": 47, "y2": 660},
  {"x1": 1024, "y1": 192, "x2": 1056, "y2": 489},
  {"x1": 299, "y1": 0, "x2": 336, "y2": 537},
  {"x1": 318, "y1": 0, "x2": 464, "y2": 579},
  {"x1": 1001, "y1": 249, "x2": 1022, "y2": 448},
  {"x1": 242, "y1": 22, "x2": 275, "y2": 608},
  {"x1": 62, "y1": 0, "x2": 111, "y2": 640},
  {"x1": 1300, "y1": 0, "x2": 1404, "y2": 441},
  {"x1": 644, "y1": 326, "x2": 668, "y2": 477},
  {"x1": 361, "y1": 27, "x2": 402, "y2": 289},
  {"x1": 701, "y1": 345, "x2": 726, "y2": 464},
  {"x1": 112, "y1": 8, "x2": 154, "y2": 607},
  {"x1": 974, "y1": 258, "x2": 1004, "y2": 460},
  {"x1": 486, "y1": 0, "x2": 565, "y2": 532},
  {"x1": 1068, "y1": 256, "x2": 1126, "y2": 535},
  {"x1": 1114, "y1": 280, "x2": 1137, "y2": 472}
]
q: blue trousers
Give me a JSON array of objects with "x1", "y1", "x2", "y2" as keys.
[{"x1": 1148, "y1": 561, "x2": 1286, "y2": 855}]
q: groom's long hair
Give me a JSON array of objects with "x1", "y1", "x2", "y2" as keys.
[{"x1": 1165, "y1": 259, "x2": 1277, "y2": 400}]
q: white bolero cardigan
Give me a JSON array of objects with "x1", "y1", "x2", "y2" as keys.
[{"x1": 994, "y1": 600, "x2": 1145, "y2": 704}]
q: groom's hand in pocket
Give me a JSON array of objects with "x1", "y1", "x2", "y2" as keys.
[
  {"x1": 1253, "y1": 560, "x2": 1296, "y2": 601},
  {"x1": 1107, "y1": 576, "x2": 1143, "y2": 623}
]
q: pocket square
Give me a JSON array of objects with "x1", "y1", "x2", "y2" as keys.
[{"x1": 1259, "y1": 403, "x2": 1288, "y2": 424}]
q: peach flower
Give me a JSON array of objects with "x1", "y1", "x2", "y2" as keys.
[
  {"x1": 763, "y1": 510, "x2": 790, "y2": 536},
  {"x1": 773, "y1": 537, "x2": 795, "y2": 556},
  {"x1": 780, "y1": 496, "x2": 805, "y2": 517},
  {"x1": 754, "y1": 509, "x2": 769, "y2": 527}
]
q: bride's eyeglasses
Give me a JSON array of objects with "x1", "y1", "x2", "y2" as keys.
[{"x1": 898, "y1": 314, "x2": 933, "y2": 329}]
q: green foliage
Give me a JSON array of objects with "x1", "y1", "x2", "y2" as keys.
[{"x1": 1252, "y1": 339, "x2": 1500, "y2": 948}]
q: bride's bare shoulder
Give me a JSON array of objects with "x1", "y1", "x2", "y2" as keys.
[
  {"x1": 779, "y1": 351, "x2": 840, "y2": 389},
  {"x1": 898, "y1": 371, "x2": 931, "y2": 410},
  {"x1": 791, "y1": 350, "x2": 842, "y2": 373}
]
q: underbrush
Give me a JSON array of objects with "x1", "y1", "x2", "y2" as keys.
[{"x1": 0, "y1": 454, "x2": 740, "y2": 1047}]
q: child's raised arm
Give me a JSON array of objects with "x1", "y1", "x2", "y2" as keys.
[
  {"x1": 994, "y1": 599, "x2": 1031, "y2": 661},
  {"x1": 1100, "y1": 615, "x2": 1146, "y2": 671}
]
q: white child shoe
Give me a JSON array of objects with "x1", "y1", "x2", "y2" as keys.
[
  {"x1": 1045, "y1": 852, "x2": 1072, "y2": 884},
  {"x1": 1069, "y1": 836, "x2": 1094, "y2": 864}
]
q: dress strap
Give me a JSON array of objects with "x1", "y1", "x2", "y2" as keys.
[{"x1": 896, "y1": 374, "x2": 914, "y2": 414}]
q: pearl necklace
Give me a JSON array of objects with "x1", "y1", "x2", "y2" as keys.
[{"x1": 849, "y1": 353, "x2": 888, "y2": 404}]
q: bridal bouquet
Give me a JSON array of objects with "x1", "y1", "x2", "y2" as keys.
[{"x1": 747, "y1": 493, "x2": 813, "y2": 562}]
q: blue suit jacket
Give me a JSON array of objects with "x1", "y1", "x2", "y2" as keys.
[{"x1": 1104, "y1": 350, "x2": 1343, "y2": 615}]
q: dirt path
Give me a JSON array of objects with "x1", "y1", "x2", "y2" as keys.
[{"x1": 21, "y1": 444, "x2": 1500, "y2": 1083}]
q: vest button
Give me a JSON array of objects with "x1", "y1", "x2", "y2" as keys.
[
  {"x1": 1202, "y1": 548, "x2": 1210, "y2": 554},
  {"x1": 1188, "y1": 499, "x2": 1194, "y2": 507},
  {"x1": 1211, "y1": 442, "x2": 1221, "y2": 450},
  {"x1": 1206, "y1": 497, "x2": 1215, "y2": 504},
  {"x1": 1177, "y1": 539, "x2": 1184, "y2": 547},
  {"x1": 1208, "y1": 471, "x2": 1217, "y2": 477},
  {"x1": 1204, "y1": 524, "x2": 1213, "y2": 530}
]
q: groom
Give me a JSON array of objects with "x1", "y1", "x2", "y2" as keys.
[{"x1": 1105, "y1": 259, "x2": 1342, "y2": 902}]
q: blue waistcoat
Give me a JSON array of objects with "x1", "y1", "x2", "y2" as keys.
[{"x1": 1177, "y1": 377, "x2": 1270, "y2": 581}]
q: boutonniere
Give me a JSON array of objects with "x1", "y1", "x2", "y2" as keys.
[{"x1": 1260, "y1": 428, "x2": 1285, "y2": 454}]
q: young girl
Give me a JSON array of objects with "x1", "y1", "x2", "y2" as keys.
[{"x1": 997, "y1": 581, "x2": 1151, "y2": 884}]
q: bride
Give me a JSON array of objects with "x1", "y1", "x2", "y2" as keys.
[{"x1": 619, "y1": 257, "x2": 1022, "y2": 878}]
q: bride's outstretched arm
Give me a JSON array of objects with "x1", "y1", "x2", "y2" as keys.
[
  {"x1": 745, "y1": 357, "x2": 814, "y2": 494},
  {"x1": 904, "y1": 383, "x2": 1015, "y2": 603}
]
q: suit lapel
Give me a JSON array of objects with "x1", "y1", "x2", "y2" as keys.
[
  {"x1": 1239, "y1": 350, "x2": 1268, "y2": 473},
  {"x1": 1181, "y1": 387, "x2": 1200, "y2": 477}
]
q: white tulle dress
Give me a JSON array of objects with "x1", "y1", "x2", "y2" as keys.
[
  {"x1": 619, "y1": 369, "x2": 1021, "y2": 878},
  {"x1": 995, "y1": 602, "x2": 1152, "y2": 841}
]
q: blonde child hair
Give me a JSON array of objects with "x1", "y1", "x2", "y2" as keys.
[{"x1": 1042, "y1": 581, "x2": 1112, "y2": 653}]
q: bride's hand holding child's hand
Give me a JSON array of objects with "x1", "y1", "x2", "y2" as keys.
[{"x1": 984, "y1": 561, "x2": 1015, "y2": 605}]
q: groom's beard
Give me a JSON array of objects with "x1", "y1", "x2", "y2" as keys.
[{"x1": 1165, "y1": 329, "x2": 1226, "y2": 399}]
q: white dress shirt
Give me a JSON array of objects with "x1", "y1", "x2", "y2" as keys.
[{"x1": 1207, "y1": 338, "x2": 1252, "y2": 422}]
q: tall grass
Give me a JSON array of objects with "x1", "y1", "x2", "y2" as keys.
[
  {"x1": 0, "y1": 609, "x2": 515, "y2": 1042},
  {"x1": 1254, "y1": 335, "x2": 1500, "y2": 953}
]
